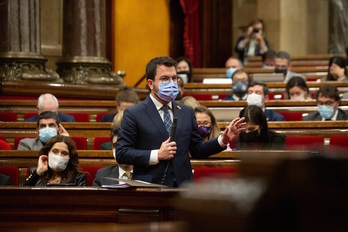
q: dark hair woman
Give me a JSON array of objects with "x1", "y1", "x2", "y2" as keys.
[
  {"x1": 327, "y1": 56, "x2": 347, "y2": 81},
  {"x1": 285, "y1": 76, "x2": 312, "y2": 101},
  {"x1": 235, "y1": 105, "x2": 286, "y2": 150},
  {"x1": 22, "y1": 135, "x2": 86, "y2": 186}
]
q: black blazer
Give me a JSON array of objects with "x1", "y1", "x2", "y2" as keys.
[
  {"x1": 93, "y1": 165, "x2": 119, "y2": 186},
  {"x1": 116, "y1": 96, "x2": 225, "y2": 187}
]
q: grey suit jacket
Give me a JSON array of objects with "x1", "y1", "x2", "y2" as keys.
[
  {"x1": 303, "y1": 109, "x2": 348, "y2": 121},
  {"x1": 284, "y1": 70, "x2": 306, "y2": 82},
  {"x1": 92, "y1": 165, "x2": 119, "y2": 186},
  {"x1": 17, "y1": 138, "x2": 44, "y2": 150}
]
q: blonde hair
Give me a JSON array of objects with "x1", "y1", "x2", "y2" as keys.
[
  {"x1": 180, "y1": 96, "x2": 200, "y2": 109},
  {"x1": 111, "y1": 110, "x2": 124, "y2": 131}
]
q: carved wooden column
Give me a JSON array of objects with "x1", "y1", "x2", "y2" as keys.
[
  {"x1": 0, "y1": 0, "x2": 59, "y2": 81},
  {"x1": 57, "y1": 0, "x2": 123, "y2": 85}
]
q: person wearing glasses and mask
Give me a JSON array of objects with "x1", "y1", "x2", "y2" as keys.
[
  {"x1": 303, "y1": 84, "x2": 348, "y2": 121},
  {"x1": 93, "y1": 110, "x2": 133, "y2": 186},
  {"x1": 223, "y1": 70, "x2": 251, "y2": 101},
  {"x1": 194, "y1": 106, "x2": 220, "y2": 142},
  {"x1": 116, "y1": 56, "x2": 246, "y2": 187},
  {"x1": 18, "y1": 111, "x2": 69, "y2": 150},
  {"x1": 22, "y1": 135, "x2": 86, "y2": 186},
  {"x1": 235, "y1": 105, "x2": 286, "y2": 150}
]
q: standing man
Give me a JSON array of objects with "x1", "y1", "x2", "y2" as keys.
[
  {"x1": 116, "y1": 56, "x2": 245, "y2": 187},
  {"x1": 24, "y1": 93, "x2": 75, "y2": 122},
  {"x1": 274, "y1": 51, "x2": 306, "y2": 82}
]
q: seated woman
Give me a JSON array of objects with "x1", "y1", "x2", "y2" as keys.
[
  {"x1": 194, "y1": 106, "x2": 220, "y2": 141},
  {"x1": 176, "y1": 56, "x2": 193, "y2": 83},
  {"x1": 327, "y1": 56, "x2": 347, "y2": 81},
  {"x1": 285, "y1": 76, "x2": 312, "y2": 101},
  {"x1": 22, "y1": 135, "x2": 86, "y2": 186},
  {"x1": 235, "y1": 105, "x2": 286, "y2": 150}
]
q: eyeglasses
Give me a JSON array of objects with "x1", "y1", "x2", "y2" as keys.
[
  {"x1": 197, "y1": 121, "x2": 211, "y2": 127},
  {"x1": 318, "y1": 101, "x2": 336, "y2": 107},
  {"x1": 156, "y1": 76, "x2": 179, "y2": 85}
]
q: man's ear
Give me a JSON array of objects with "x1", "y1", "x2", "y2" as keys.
[
  {"x1": 147, "y1": 79, "x2": 153, "y2": 90},
  {"x1": 36, "y1": 106, "x2": 40, "y2": 114},
  {"x1": 36, "y1": 128, "x2": 39, "y2": 137}
]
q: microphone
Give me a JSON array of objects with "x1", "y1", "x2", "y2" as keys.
[{"x1": 169, "y1": 117, "x2": 177, "y2": 142}]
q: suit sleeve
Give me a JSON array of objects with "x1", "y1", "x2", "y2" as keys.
[
  {"x1": 17, "y1": 140, "x2": 30, "y2": 150},
  {"x1": 115, "y1": 109, "x2": 152, "y2": 167},
  {"x1": 92, "y1": 170, "x2": 102, "y2": 186}
]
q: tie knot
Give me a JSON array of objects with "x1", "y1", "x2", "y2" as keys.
[
  {"x1": 124, "y1": 171, "x2": 132, "y2": 180},
  {"x1": 162, "y1": 105, "x2": 169, "y2": 111}
]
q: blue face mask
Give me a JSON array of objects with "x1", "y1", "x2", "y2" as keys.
[
  {"x1": 232, "y1": 81, "x2": 248, "y2": 95},
  {"x1": 39, "y1": 127, "x2": 58, "y2": 144},
  {"x1": 226, "y1": 68, "x2": 237, "y2": 78},
  {"x1": 318, "y1": 105, "x2": 334, "y2": 119},
  {"x1": 155, "y1": 81, "x2": 179, "y2": 102}
]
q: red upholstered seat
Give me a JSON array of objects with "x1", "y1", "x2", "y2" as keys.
[
  {"x1": 71, "y1": 136, "x2": 87, "y2": 150},
  {"x1": 285, "y1": 136, "x2": 324, "y2": 152},
  {"x1": 0, "y1": 166, "x2": 19, "y2": 186},
  {"x1": 193, "y1": 167, "x2": 238, "y2": 182},
  {"x1": 81, "y1": 166, "x2": 103, "y2": 186},
  {"x1": 93, "y1": 137, "x2": 110, "y2": 150},
  {"x1": 96, "y1": 113, "x2": 109, "y2": 122},
  {"x1": 14, "y1": 136, "x2": 36, "y2": 150},
  {"x1": 66, "y1": 113, "x2": 89, "y2": 122},
  {"x1": 328, "y1": 136, "x2": 348, "y2": 156},
  {"x1": 182, "y1": 93, "x2": 213, "y2": 100},
  {"x1": 0, "y1": 112, "x2": 17, "y2": 122},
  {"x1": 279, "y1": 111, "x2": 303, "y2": 121},
  {"x1": 24, "y1": 112, "x2": 37, "y2": 120}
]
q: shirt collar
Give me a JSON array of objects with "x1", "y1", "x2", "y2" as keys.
[
  {"x1": 118, "y1": 166, "x2": 133, "y2": 179},
  {"x1": 149, "y1": 94, "x2": 173, "y2": 111}
]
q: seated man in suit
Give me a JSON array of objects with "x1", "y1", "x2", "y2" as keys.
[
  {"x1": 246, "y1": 81, "x2": 285, "y2": 121},
  {"x1": 223, "y1": 70, "x2": 251, "y2": 101},
  {"x1": 116, "y1": 56, "x2": 245, "y2": 187},
  {"x1": 303, "y1": 84, "x2": 348, "y2": 121},
  {"x1": 93, "y1": 110, "x2": 133, "y2": 186},
  {"x1": 25, "y1": 93, "x2": 75, "y2": 122},
  {"x1": 274, "y1": 51, "x2": 306, "y2": 82},
  {"x1": 100, "y1": 87, "x2": 139, "y2": 122},
  {"x1": 225, "y1": 57, "x2": 243, "y2": 79},
  {"x1": 0, "y1": 173, "x2": 12, "y2": 185},
  {"x1": 18, "y1": 111, "x2": 69, "y2": 150}
]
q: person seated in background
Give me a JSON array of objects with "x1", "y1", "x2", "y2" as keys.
[
  {"x1": 0, "y1": 139, "x2": 11, "y2": 150},
  {"x1": 225, "y1": 57, "x2": 244, "y2": 78},
  {"x1": 100, "y1": 87, "x2": 139, "y2": 122},
  {"x1": 234, "y1": 105, "x2": 286, "y2": 150},
  {"x1": 303, "y1": 84, "x2": 348, "y2": 121},
  {"x1": 274, "y1": 51, "x2": 306, "y2": 82},
  {"x1": 101, "y1": 110, "x2": 124, "y2": 150},
  {"x1": 18, "y1": 111, "x2": 69, "y2": 150},
  {"x1": 180, "y1": 96, "x2": 201, "y2": 109},
  {"x1": 262, "y1": 50, "x2": 276, "y2": 69},
  {"x1": 0, "y1": 173, "x2": 12, "y2": 185},
  {"x1": 285, "y1": 76, "x2": 312, "y2": 101},
  {"x1": 176, "y1": 56, "x2": 193, "y2": 83},
  {"x1": 235, "y1": 19, "x2": 269, "y2": 64},
  {"x1": 22, "y1": 135, "x2": 86, "y2": 186},
  {"x1": 326, "y1": 56, "x2": 347, "y2": 81},
  {"x1": 93, "y1": 111, "x2": 133, "y2": 186},
  {"x1": 24, "y1": 93, "x2": 75, "y2": 122},
  {"x1": 223, "y1": 70, "x2": 251, "y2": 101},
  {"x1": 247, "y1": 81, "x2": 285, "y2": 121},
  {"x1": 194, "y1": 106, "x2": 220, "y2": 142},
  {"x1": 175, "y1": 76, "x2": 184, "y2": 100}
]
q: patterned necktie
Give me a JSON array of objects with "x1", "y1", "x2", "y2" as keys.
[
  {"x1": 124, "y1": 171, "x2": 132, "y2": 180},
  {"x1": 162, "y1": 105, "x2": 172, "y2": 135}
]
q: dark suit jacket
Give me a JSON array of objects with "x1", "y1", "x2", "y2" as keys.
[
  {"x1": 24, "y1": 112, "x2": 76, "y2": 122},
  {"x1": 93, "y1": 165, "x2": 119, "y2": 186},
  {"x1": 234, "y1": 35, "x2": 269, "y2": 63},
  {"x1": 303, "y1": 109, "x2": 348, "y2": 121},
  {"x1": 116, "y1": 96, "x2": 225, "y2": 187},
  {"x1": 265, "y1": 109, "x2": 285, "y2": 122},
  {"x1": 0, "y1": 173, "x2": 12, "y2": 186},
  {"x1": 100, "y1": 113, "x2": 116, "y2": 122}
]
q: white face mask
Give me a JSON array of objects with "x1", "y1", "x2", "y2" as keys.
[
  {"x1": 48, "y1": 153, "x2": 69, "y2": 172},
  {"x1": 247, "y1": 93, "x2": 263, "y2": 108},
  {"x1": 291, "y1": 95, "x2": 305, "y2": 101}
]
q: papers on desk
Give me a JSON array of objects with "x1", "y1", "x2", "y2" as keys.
[{"x1": 101, "y1": 177, "x2": 168, "y2": 189}]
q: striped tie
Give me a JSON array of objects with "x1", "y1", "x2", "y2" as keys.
[{"x1": 162, "y1": 105, "x2": 172, "y2": 135}]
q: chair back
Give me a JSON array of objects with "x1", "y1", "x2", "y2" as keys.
[
  {"x1": 71, "y1": 137, "x2": 87, "y2": 150},
  {"x1": 93, "y1": 137, "x2": 111, "y2": 150},
  {"x1": 194, "y1": 167, "x2": 238, "y2": 183},
  {"x1": 0, "y1": 166, "x2": 19, "y2": 185},
  {"x1": 279, "y1": 111, "x2": 303, "y2": 121},
  {"x1": 286, "y1": 136, "x2": 324, "y2": 153},
  {"x1": 0, "y1": 112, "x2": 17, "y2": 122},
  {"x1": 24, "y1": 112, "x2": 37, "y2": 120},
  {"x1": 328, "y1": 136, "x2": 348, "y2": 156},
  {"x1": 66, "y1": 113, "x2": 89, "y2": 122},
  {"x1": 81, "y1": 166, "x2": 103, "y2": 186}
]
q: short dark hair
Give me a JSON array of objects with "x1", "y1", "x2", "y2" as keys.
[
  {"x1": 316, "y1": 84, "x2": 340, "y2": 102},
  {"x1": 248, "y1": 81, "x2": 268, "y2": 96},
  {"x1": 248, "y1": 18, "x2": 265, "y2": 31},
  {"x1": 146, "y1": 56, "x2": 177, "y2": 81},
  {"x1": 176, "y1": 56, "x2": 193, "y2": 73},
  {"x1": 262, "y1": 50, "x2": 276, "y2": 63},
  {"x1": 231, "y1": 69, "x2": 252, "y2": 84},
  {"x1": 37, "y1": 111, "x2": 60, "y2": 128},
  {"x1": 116, "y1": 87, "x2": 139, "y2": 105},
  {"x1": 327, "y1": 56, "x2": 347, "y2": 81},
  {"x1": 286, "y1": 76, "x2": 308, "y2": 98},
  {"x1": 275, "y1": 51, "x2": 291, "y2": 63}
]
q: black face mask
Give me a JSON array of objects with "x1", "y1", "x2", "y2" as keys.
[
  {"x1": 275, "y1": 68, "x2": 287, "y2": 76},
  {"x1": 240, "y1": 129, "x2": 260, "y2": 143},
  {"x1": 232, "y1": 81, "x2": 248, "y2": 95}
]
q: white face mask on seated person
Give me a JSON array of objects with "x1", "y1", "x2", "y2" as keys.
[
  {"x1": 247, "y1": 93, "x2": 263, "y2": 108},
  {"x1": 48, "y1": 153, "x2": 69, "y2": 172}
]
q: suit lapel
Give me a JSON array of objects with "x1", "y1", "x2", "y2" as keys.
[
  {"x1": 172, "y1": 101, "x2": 182, "y2": 140},
  {"x1": 144, "y1": 97, "x2": 169, "y2": 139}
]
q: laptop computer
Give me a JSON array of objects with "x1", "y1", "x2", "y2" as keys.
[{"x1": 251, "y1": 73, "x2": 284, "y2": 82}]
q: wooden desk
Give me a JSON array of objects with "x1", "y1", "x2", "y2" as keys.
[{"x1": 0, "y1": 187, "x2": 184, "y2": 229}]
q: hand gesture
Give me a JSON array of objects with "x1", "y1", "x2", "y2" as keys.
[
  {"x1": 37, "y1": 155, "x2": 48, "y2": 176},
  {"x1": 221, "y1": 117, "x2": 246, "y2": 144},
  {"x1": 158, "y1": 138, "x2": 177, "y2": 161},
  {"x1": 59, "y1": 124, "x2": 70, "y2": 136}
]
